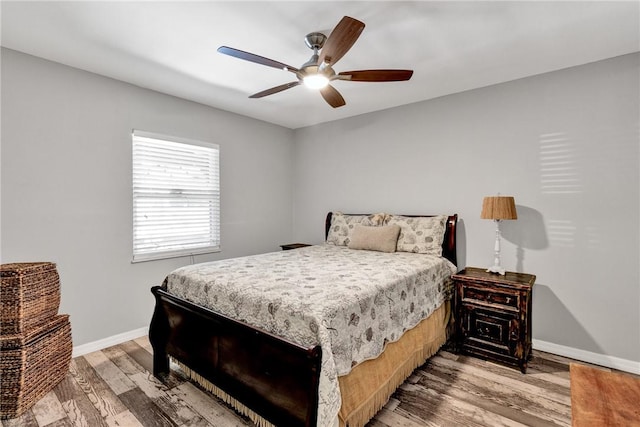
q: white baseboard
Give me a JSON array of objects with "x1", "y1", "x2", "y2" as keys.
[
  {"x1": 72, "y1": 326, "x2": 149, "y2": 358},
  {"x1": 533, "y1": 339, "x2": 640, "y2": 375}
]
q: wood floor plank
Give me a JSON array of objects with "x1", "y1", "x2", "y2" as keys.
[
  {"x1": 117, "y1": 341, "x2": 154, "y2": 375},
  {"x1": 444, "y1": 352, "x2": 571, "y2": 397},
  {"x1": 83, "y1": 350, "x2": 137, "y2": 395},
  {"x1": 128, "y1": 372, "x2": 168, "y2": 400},
  {"x1": 391, "y1": 384, "x2": 486, "y2": 427},
  {"x1": 60, "y1": 398, "x2": 102, "y2": 427},
  {"x1": 127, "y1": 371, "x2": 208, "y2": 426},
  {"x1": 152, "y1": 395, "x2": 208, "y2": 427},
  {"x1": 529, "y1": 351, "x2": 572, "y2": 374},
  {"x1": 55, "y1": 372, "x2": 109, "y2": 427},
  {"x1": 104, "y1": 410, "x2": 144, "y2": 427},
  {"x1": 117, "y1": 388, "x2": 175, "y2": 427},
  {"x1": 374, "y1": 407, "x2": 441, "y2": 427},
  {"x1": 30, "y1": 390, "x2": 67, "y2": 426},
  {"x1": 101, "y1": 344, "x2": 146, "y2": 377},
  {"x1": 413, "y1": 369, "x2": 566, "y2": 426},
  {"x1": 133, "y1": 336, "x2": 153, "y2": 354},
  {"x1": 428, "y1": 355, "x2": 572, "y2": 407},
  {"x1": 523, "y1": 367, "x2": 571, "y2": 389},
  {"x1": 396, "y1": 382, "x2": 528, "y2": 427},
  {"x1": 171, "y1": 382, "x2": 251, "y2": 427},
  {"x1": 1, "y1": 410, "x2": 39, "y2": 427},
  {"x1": 379, "y1": 397, "x2": 442, "y2": 427},
  {"x1": 41, "y1": 418, "x2": 74, "y2": 427},
  {"x1": 365, "y1": 419, "x2": 389, "y2": 427},
  {"x1": 52, "y1": 374, "x2": 76, "y2": 404},
  {"x1": 104, "y1": 344, "x2": 185, "y2": 390},
  {"x1": 421, "y1": 356, "x2": 572, "y2": 425},
  {"x1": 101, "y1": 342, "x2": 206, "y2": 426},
  {"x1": 381, "y1": 397, "x2": 401, "y2": 413},
  {"x1": 419, "y1": 360, "x2": 568, "y2": 424},
  {"x1": 533, "y1": 352, "x2": 600, "y2": 371},
  {"x1": 70, "y1": 357, "x2": 129, "y2": 419}
]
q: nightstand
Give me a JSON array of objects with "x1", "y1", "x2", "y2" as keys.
[
  {"x1": 280, "y1": 243, "x2": 311, "y2": 251},
  {"x1": 452, "y1": 267, "x2": 536, "y2": 373}
]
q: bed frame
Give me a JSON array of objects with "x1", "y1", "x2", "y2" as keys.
[{"x1": 149, "y1": 213, "x2": 457, "y2": 427}]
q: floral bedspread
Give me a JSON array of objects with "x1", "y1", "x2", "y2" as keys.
[{"x1": 164, "y1": 244, "x2": 456, "y2": 427}]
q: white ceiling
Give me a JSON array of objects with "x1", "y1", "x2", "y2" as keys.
[{"x1": 2, "y1": 1, "x2": 638, "y2": 129}]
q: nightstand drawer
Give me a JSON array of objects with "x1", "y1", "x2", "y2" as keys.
[
  {"x1": 463, "y1": 307, "x2": 518, "y2": 351},
  {"x1": 461, "y1": 284, "x2": 520, "y2": 312}
]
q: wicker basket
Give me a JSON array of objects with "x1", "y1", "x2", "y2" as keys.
[
  {"x1": 0, "y1": 262, "x2": 61, "y2": 335},
  {"x1": 0, "y1": 314, "x2": 72, "y2": 419}
]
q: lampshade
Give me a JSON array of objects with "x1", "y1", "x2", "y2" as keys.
[{"x1": 481, "y1": 196, "x2": 518, "y2": 220}]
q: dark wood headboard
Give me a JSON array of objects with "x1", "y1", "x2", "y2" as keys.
[{"x1": 324, "y1": 212, "x2": 458, "y2": 266}]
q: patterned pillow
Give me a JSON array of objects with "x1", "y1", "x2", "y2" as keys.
[
  {"x1": 326, "y1": 212, "x2": 387, "y2": 246},
  {"x1": 384, "y1": 215, "x2": 448, "y2": 255}
]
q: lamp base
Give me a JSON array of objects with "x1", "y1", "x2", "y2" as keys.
[{"x1": 486, "y1": 265, "x2": 506, "y2": 275}]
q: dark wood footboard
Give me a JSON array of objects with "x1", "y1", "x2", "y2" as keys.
[{"x1": 149, "y1": 286, "x2": 322, "y2": 427}]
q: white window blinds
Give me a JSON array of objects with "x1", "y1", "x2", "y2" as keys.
[{"x1": 132, "y1": 130, "x2": 220, "y2": 262}]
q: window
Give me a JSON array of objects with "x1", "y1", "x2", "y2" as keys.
[{"x1": 132, "y1": 130, "x2": 220, "y2": 262}]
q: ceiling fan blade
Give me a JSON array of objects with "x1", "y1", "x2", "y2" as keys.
[
  {"x1": 318, "y1": 16, "x2": 365, "y2": 67},
  {"x1": 218, "y1": 46, "x2": 299, "y2": 73},
  {"x1": 338, "y1": 69, "x2": 414, "y2": 82},
  {"x1": 319, "y1": 85, "x2": 346, "y2": 108},
  {"x1": 249, "y1": 81, "x2": 301, "y2": 98}
]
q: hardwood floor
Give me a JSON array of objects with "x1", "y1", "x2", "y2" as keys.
[{"x1": 1, "y1": 337, "x2": 594, "y2": 427}]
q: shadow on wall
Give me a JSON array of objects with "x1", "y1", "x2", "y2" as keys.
[
  {"x1": 533, "y1": 283, "x2": 603, "y2": 355},
  {"x1": 501, "y1": 205, "x2": 548, "y2": 273}
]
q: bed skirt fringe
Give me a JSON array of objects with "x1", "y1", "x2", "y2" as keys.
[
  {"x1": 338, "y1": 301, "x2": 451, "y2": 427},
  {"x1": 172, "y1": 359, "x2": 277, "y2": 427}
]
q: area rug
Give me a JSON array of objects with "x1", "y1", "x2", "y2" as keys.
[{"x1": 570, "y1": 363, "x2": 640, "y2": 426}]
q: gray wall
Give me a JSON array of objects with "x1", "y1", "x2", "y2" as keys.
[
  {"x1": 292, "y1": 53, "x2": 640, "y2": 365},
  {"x1": 1, "y1": 48, "x2": 295, "y2": 347},
  {"x1": 2, "y1": 46, "x2": 639, "y2": 368}
]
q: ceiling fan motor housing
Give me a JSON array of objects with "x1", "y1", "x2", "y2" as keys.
[
  {"x1": 304, "y1": 32, "x2": 327, "y2": 50},
  {"x1": 299, "y1": 32, "x2": 334, "y2": 80}
]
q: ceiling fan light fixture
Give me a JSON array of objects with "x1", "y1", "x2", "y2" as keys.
[{"x1": 303, "y1": 73, "x2": 329, "y2": 89}]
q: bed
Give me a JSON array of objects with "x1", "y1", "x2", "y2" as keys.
[{"x1": 149, "y1": 212, "x2": 458, "y2": 427}]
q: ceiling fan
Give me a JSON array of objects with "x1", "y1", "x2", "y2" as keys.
[{"x1": 217, "y1": 16, "x2": 414, "y2": 108}]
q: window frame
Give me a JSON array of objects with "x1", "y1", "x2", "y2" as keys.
[{"x1": 131, "y1": 130, "x2": 220, "y2": 263}]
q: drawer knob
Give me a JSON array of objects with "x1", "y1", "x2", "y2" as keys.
[
  {"x1": 506, "y1": 297, "x2": 511, "y2": 303},
  {"x1": 478, "y1": 327, "x2": 490, "y2": 335}
]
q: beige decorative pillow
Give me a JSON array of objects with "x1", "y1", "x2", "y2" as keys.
[
  {"x1": 385, "y1": 215, "x2": 448, "y2": 255},
  {"x1": 326, "y1": 212, "x2": 387, "y2": 246},
  {"x1": 348, "y1": 224, "x2": 401, "y2": 253}
]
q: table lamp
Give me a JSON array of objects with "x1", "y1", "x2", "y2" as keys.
[{"x1": 481, "y1": 196, "x2": 517, "y2": 275}]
